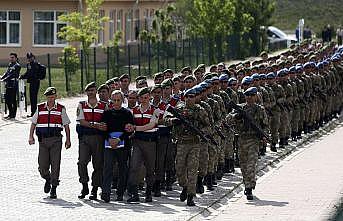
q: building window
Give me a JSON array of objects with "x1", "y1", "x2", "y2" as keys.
[
  {"x1": 109, "y1": 10, "x2": 116, "y2": 41},
  {"x1": 125, "y1": 10, "x2": 133, "y2": 42},
  {"x1": 97, "y1": 10, "x2": 105, "y2": 45},
  {"x1": 33, "y1": 11, "x2": 67, "y2": 46},
  {"x1": 117, "y1": 10, "x2": 122, "y2": 32},
  {"x1": 0, "y1": 11, "x2": 21, "y2": 45}
]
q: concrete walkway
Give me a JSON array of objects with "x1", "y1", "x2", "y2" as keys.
[{"x1": 194, "y1": 122, "x2": 343, "y2": 221}]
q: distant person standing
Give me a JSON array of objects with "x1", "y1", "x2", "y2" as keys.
[
  {"x1": 19, "y1": 53, "x2": 45, "y2": 117},
  {"x1": 337, "y1": 26, "x2": 343, "y2": 45},
  {"x1": 0, "y1": 53, "x2": 21, "y2": 119}
]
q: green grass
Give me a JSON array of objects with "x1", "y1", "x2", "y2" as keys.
[{"x1": 272, "y1": 0, "x2": 343, "y2": 35}]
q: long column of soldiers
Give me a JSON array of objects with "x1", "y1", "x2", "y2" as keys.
[{"x1": 29, "y1": 40, "x2": 343, "y2": 206}]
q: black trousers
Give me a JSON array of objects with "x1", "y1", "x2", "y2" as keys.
[
  {"x1": 102, "y1": 148, "x2": 129, "y2": 196},
  {"x1": 5, "y1": 87, "x2": 17, "y2": 117},
  {"x1": 29, "y1": 81, "x2": 40, "y2": 115}
]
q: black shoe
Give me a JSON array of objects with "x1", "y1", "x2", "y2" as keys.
[
  {"x1": 44, "y1": 179, "x2": 51, "y2": 193},
  {"x1": 127, "y1": 185, "x2": 140, "y2": 203},
  {"x1": 180, "y1": 187, "x2": 187, "y2": 202},
  {"x1": 216, "y1": 164, "x2": 224, "y2": 180},
  {"x1": 115, "y1": 195, "x2": 123, "y2": 201},
  {"x1": 78, "y1": 183, "x2": 89, "y2": 199},
  {"x1": 196, "y1": 176, "x2": 204, "y2": 194},
  {"x1": 228, "y1": 159, "x2": 235, "y2": 173},
  {"x1": 50, "y1": 185, "x2": 57, "y2": 199},
  {"x1": 211, "y1": 174, "x2": 217, "y2": 186},
  {"x1": 101, "y1": 193, "x2": 110, "y2": 203},
  {"x1": 270, "y1": 143, "x2": 277, "y2": 152},
  {"x1": 89, "y1": 186, "x2": 98, "y2": 200},
  {"x1": 187, "y1": 194, "x2": 195, "y2": 206},
  {"x1": 165, "y1": 172, "x2": 173, "y2": 191},
  {"x1": 279, "y1": 139, "x2": 285, "y2": 148},
  {"x1": 205, "y1": 175, "x2": 214, "y2": 191},
  {"x1": 153, "y1": 181, "x2": 161, "y2": 197},
  {"x1": 145, "y1": 186, "x2": 153, "y2": 202},
  {"x1": 224, "y1": 159, "x2": 230, "y2": 173},
  {"x1": 244, "y1": 188, "x2": 253, "y2": 200}
]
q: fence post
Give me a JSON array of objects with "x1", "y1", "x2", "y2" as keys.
[
  {"x1": 201, "y1": 38, "x2": 205, "y2": 64},
  {"x1": 128, "y1": 44, "x2": 131, "y2": 78},
  {"x1": 188, "y1": 38, "x2": 191, "y2": 66},
  {"x1": 166, "y1": 42, "x2": 169, "y2": 69},
  {"x1": 64, "y1": 51, "x2": 69, "y2": 92},
  {"x1": 174, "y1": 40, "x2": 177, "y2": 72},
  {"x1": 182, "y1": 38, "x2": 185, "y2": 67},
  {"x1": 157, "y1": 41, "x2": 160, "y2": 72},
  {"x1": 138, "y1": 41, "x2": 141, "y2": 76},
  {"x1": 47, "y1": 53, "x2": 51, "y2": 87},
  {"x1": 93, "y1": 47, "x2": 96, "y2": 83},
  {"x1": 80, "y1": 49, "x2": 84, "y2": 91},
  {"x1": 116, "y1": 46, "x2": 120, "y2": 77},
  {"x1": 106, "y1": 47, "x2": 110, "y2": 80},
  {"x1": 148, "y1": 40, "x2": 151, "y2": 76},
  {"x1": 195, "y1": 38, "x2": 199, "y2": 66}
]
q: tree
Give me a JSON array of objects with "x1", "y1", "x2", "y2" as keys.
[
  {"x1": 178, "y1": 0, "x2": 235, "y2": 63},
  {"x1": 58, "y1": 0, "x2": 108, "y2": 83}
]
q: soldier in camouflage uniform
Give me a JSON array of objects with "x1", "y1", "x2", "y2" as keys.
[
  {"x1": 226, "y1": 87, "x2": 268, "y2": 200},
  {"x1": 164, "y1": 88, "x2": 201, "y2": 206}
]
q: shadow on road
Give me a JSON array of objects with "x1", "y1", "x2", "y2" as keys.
[
  {"x1": 40, "y1": 197, "x2": 83, "y2": 209},
  {"x1": 246, "y1": 196, "x2": 289, "y2": 207}
]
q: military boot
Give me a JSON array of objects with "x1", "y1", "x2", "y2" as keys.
[
  {"x1": 180, "y1": 187, "x2": 188, "y2": 202},
  {"x1": 127, "y1": 185, "x2": 140, "y2": 203},
  {"x1": 187, "y1": 194, "x2": 196, "y2": 206},
  {"x1": 145, "y1": 185, "x2": 153, "y2": 202},
  {"x1": 44, "y1": 179, "x2": 51, "y2": 193},
  {"x1": 196, "y1": 176, "x2": 204, "y2": 194},
  {"x1": 153, "y1": 180, "x2": 161, "y2": 197},
  {"x1": 165, "y1": 172, "x2": 173, "y2": 191},
  {"x1": 50, "y1": 185, "x2": 57, "y2": 199},
  {"x1": 244, "y1": 188, "x2": 253, "y2": 200},
  {"x1": 216, "y1": 164, "x2": 224, "y2": 180},
  {"x1": 89, "y1": 186, "x2": 98, "y2": 200},
  {"x1": 229, "y1": 158, "x2": 235, "y2": 173},
  {"x1": 224, "y1": 159, "x2": 230, "y2": 173},
  {"x1": 211, "y1": 173, "x2": 217, "y2": 186},
  {"x1": 279, "y1": 138, "x2": 285, "y2": 148},
  {"x1": 270, "y1": 143, "x2": 277, "y2": 152},
  {"x1": 205, "y1": 175, "x2": 214, "y2": 191},
  {"x1": 78, "y1": 183, "x2": 89, "y2": 199}
]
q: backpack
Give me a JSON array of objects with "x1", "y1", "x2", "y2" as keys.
[{"x1": 38, "y1": 63, "x2": 46, "y2": 80}]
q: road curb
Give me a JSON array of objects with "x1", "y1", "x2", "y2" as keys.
[{"x1": 187, "y1": 116, "x2": 342, "y2": 221}]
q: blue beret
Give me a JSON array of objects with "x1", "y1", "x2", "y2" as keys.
[
  {"x1": 184, "y1": 88, "x2": 196, "y2": 96},
  {"x1": 228, "y1": 77, "x2": 238, "y2": 86},
  {"x1": 244, "y1": 87, "x2": 258, "y2": 96},
  {"x1": 323, "y1": 60, "x2": 330, "y2": 66},
  {"x1": 199, "y1": 82, "x2": 209, "y2": 88},
  {"x1": 295, "y1": 65, "x2": 303, "y2": 72},
  {"x1": 205, "y1": 79, "x2": 212, "y2": 84},
  {"x1": 193, "y1": 86, "x2": 203, "y2": 94},
  {"x1": 251, "y1": 73, "x2": 260, "y2": 80},
  {"x1": 219, "y1": 74, "x2": 229, "y2": 81},
  {"x1": 267, "y1": 72, "x2": 276, "y2": 79},
  {"x1": 316, "y1": 62, "x2": 324, "y2": 69},
  {"x1": 289, "y1": 66, "x2": 296, "y2": 73},
  {"x1": 241, "y1": 76, "x2": 253, "y2": 85},
  {"x1": 277, "y1": 70, "x2": 285, "y2": 77},
  {"x1": 259, "y1": 74, "x2": 266, "y2": 79},
  {"x1": 211, "y1": 76, "x2": 219, "y2": 81},
  {"x1": 304, "y1": 62, "x2": 311, "y2": 69},
  {"x1": 282, "y1": 68, "x2": 289, "y2": 74}
]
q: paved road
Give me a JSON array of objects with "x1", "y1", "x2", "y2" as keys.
[
  {"x1": 195, "y1": 122, "x2": 343, "y2": 221},
  {"x1": 0, "y1": 95, "x2": 342, "y2": 221}
]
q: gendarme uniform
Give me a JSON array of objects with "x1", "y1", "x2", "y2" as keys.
[
  {"x1": 227, "y1": 87, "x2": 268, "y2": 200},
  {"x1": 76, "y1": 82, "x2": 106, "y2": 200},
  {"x1": 31, "y1": 87, "x2": 70, "y2": 198}
]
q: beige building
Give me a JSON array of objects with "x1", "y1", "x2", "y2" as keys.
[{"x1": 0, "y1": 0, "x2": 173, "y2": 61}]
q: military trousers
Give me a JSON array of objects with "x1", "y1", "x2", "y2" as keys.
[
  {"x1": 279, "y1": 110, "x2": 289, "y2": 139},
  {"x1": 270, "y1": 111, "x2": 281, "y2": 144},
  {"x1": 77, "y1": 134, "x2": 104, "y2": 187},
  {"x1": 238, "y1": 137, "x2": 259, "y2": 189},
  {"x1": 176, "y1": 141, "x2": 200, "y2": 195},
  {"x1": 38, "y1": 136, "x2": 62, "y2": 186},
  {"x1": 198, "y1": 142, "x2": 209, "y2": 177},
  {"x1": 127, "y1": 138, "x2": 156, "y2": 187},
  {"x1": 155, "y1": 135, "x2": 172, "y2": 181}
]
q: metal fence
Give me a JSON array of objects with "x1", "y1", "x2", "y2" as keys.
[{"x1": 0, "y1": 35, "x2": 287, "y2": 97}]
